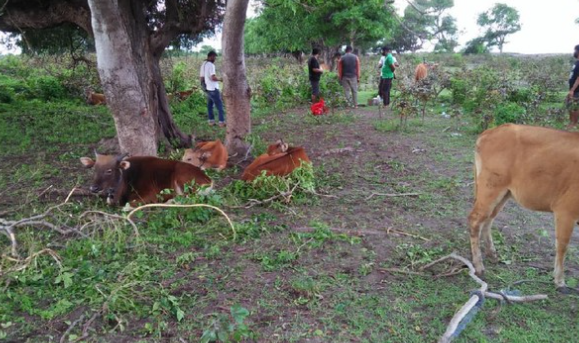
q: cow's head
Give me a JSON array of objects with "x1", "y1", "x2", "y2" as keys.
[
  {"x1": 80, "y1": 152, "x2": 129, "y2": 204},
  {"x1": 267, "y1": 139, "x2": 289, "y2": 155},
  {"x1": 182, "y1": 148, "x2": 211, "y2": 170}
]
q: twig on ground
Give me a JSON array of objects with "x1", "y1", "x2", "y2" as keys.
[
  {"x1": 1, "y1": 249, "x2": 62, "y2": 276},
  {"x1": 230, "y1": 184, "x2": 299, "y2": 209},
  {"x1": 292, "y1": 226, "x2": 384, "y2": 236},
  {"x1": 379, "y1": 267, "x2": 425, "y2": 276},
  {"x1": 80, "y1": 210, "x2": 140, "y2": 238},
  {"x1": 365, "y1": 192, "x2": 421, "y2": 200},
  {"x1": 1, "y1": 188, "x2": 81, "y2": 256},
  {"x1": 60, "y1": 314, "x2": 85, "y2": 343},
  {"x1": 386, "y1": 227, "x2": 430, "y2": 241},
  {"x1": 126, "y1": 203, "x2": 236, "y2": 240},
  {"x1": 420, "y1": 252, "x2": 547, "y2": 343}
]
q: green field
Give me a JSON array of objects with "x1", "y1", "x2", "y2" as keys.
[{"x1": 1, "y1": 53, "x2": 578, "y2": 343}]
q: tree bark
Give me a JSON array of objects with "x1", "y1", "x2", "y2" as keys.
[
  {"x1": 88, "y1": 0, "x2": 191, "y2": 156},
  {"x1": 222, "y1": 0, "x2": 252, "y2": 156}
]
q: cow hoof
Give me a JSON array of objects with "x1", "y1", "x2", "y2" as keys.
[
  {"x1": 121, "y1": 203, "x2": 135, "y2": 212},
  {"x1": 556, "y1": 286, "x2": 579, "y2": 295}
]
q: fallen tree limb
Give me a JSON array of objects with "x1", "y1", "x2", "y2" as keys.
[{"x1": 420, "y1": 253, "x2": 548, "y2": 343}]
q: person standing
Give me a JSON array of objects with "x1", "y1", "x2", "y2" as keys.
[
  {"x1": 308, "y1": 48, "x2": 324, "y2": 103},
  {"x1": 567, "y1": 48, "x2": 579, "y2": 129},
  {"x1": 379, "y1": 46, "x2": 396, "y2": 109},
  {"x1": 203, "y1": 51, "x2": 226, "y2": 127},
  {"x1": 338, "y1": 46, "x2": 361, "y2": 108}
]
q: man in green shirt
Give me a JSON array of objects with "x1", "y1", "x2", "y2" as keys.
[{"x1": 379, "y1": 46, "x2": 396, "y2": 108}]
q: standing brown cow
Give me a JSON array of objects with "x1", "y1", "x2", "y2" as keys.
[
  {"x1": 80, "y1": 153, "x2": 211, "y2": 206},
  {"x1": 469, "y1": 124, "x2": 579, "y2": 293}
]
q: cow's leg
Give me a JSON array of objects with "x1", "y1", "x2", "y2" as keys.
[
  {"x1": 553, "y1": 213, "x2": 577, "y2": 293},
  {"x1": 481, "y1": 193, "x2": 510, "y2": 262},
  {"x1": 468, "y1": 188, "x2": 509, "y2": 276}
]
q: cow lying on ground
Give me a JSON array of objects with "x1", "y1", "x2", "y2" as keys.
[
  {"x1": 469, "y1": 124, "x2": 579, "y2": 293},
  {"x1": 86, "y1": 91, "x2": 106, "y2": 105},
  {"x1": 242, "y1": 140, "x2": 310, "y2": 182},
  {"x1": 80, "y1": 153, "x2": 211, "y2": 206},
  {"x1": 182, "y1": 139, "x2": 228, "y2": 171}
]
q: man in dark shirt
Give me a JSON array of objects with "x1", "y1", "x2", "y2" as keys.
[
  {"x1": 338, "y1": 46, "x2": 361, "y2": 108},
  {"x1": 308, "y1": 48, "x2": 324, "y2": 103},
  {"x1": 567, "y1": 48, "x2": 579, "y2": 129}
]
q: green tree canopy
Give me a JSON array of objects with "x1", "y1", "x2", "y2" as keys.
[
  {"x1": 477, "y1": 3, "x2": 521, "y2": 53},
  {"x1": 393, "y1": 0, "x2": 458, "y2": 53},
  {"x1": 245, "y1": 0, "x2": 396, "y2": 57}
]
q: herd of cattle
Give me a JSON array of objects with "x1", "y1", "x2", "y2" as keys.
[
  {"x1": 80, "y1": 69, "x2": 579, "y2": 294},
  {"x1": 80, "y1": 139, "x2": 309, "y2": 207},
  {"x1": 79, "y1": 123, "x2": 579, "y2": 293}
]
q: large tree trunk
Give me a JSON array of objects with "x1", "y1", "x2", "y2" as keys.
[
  {"x1": 222, "y1": 0, "x2": 251, "y2": 156},
  {"x1": 87, "y1": 0, "x2": 191, "y2": 156}
]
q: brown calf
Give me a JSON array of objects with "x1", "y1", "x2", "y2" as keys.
[
  {"x1": 182, "y1": 139, "x2": 228, "y2": 171},
  {"x1": 86, "y1": 91, "x2": 106, "y2": 105},
  {"x1": 80, "y1": 153, "x2": 211, "y2": 206},
  {"x1": 469, "y1": 124, "x2": 579, "y2": 293},
  {"x1": 242, "y1": 140, "x2": 310, "y2": 182}
]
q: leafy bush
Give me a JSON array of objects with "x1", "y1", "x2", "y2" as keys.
[
  {"x1": 494, "y1": 102, "x2": 526, "y2": 126},
  {"x1": 449, "y1": 77, "x2": 468, "y2": 106},
  {"x1": 26, "y1": 75, "x2": 67, "y2": 100}
]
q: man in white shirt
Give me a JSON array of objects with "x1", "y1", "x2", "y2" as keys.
[{"x1": 201, "y1": 51, "x2": 225, "y2": 127}]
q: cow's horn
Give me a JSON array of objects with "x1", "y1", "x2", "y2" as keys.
[
  {"x1": 116, "y1": 153, "x2": 129, "y2": 161},
  {"x1": 94, "y1": 149, "x2": 99, "y2": 157}
]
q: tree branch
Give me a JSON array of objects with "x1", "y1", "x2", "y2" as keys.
[{"x1": 0, "y1": 1, "x2": 92, "y2": 34}]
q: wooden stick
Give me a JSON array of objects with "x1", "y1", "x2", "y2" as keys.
[
  {"x1": 423, "y1": 253, "x2": 547, "y2": 343},
  {"x1": 365, "y1": 192, "x2": 421, "y2": 200},
  {"x1": 386, "y1": 227, "x2": 430, "y2": 241}
]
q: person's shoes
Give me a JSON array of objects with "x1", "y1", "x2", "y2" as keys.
[
  {"x1": 218, "y1": 122, "x2": 226, "y2": 128},
  {"x1": 208, "y1": 120, "x2": 216, "y2": 126}
]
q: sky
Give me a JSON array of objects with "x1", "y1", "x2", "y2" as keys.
[
  {"x1": 2, "y1": 1, "x2": 578, "y2": 55},
  {"x1": 196, "y1": 0, "x2": 579, "y2": 55}
]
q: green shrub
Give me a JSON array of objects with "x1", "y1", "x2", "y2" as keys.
[
  {"x1": 26, "y1": 75, "x2": 67, "y2": 100},
  {"x1": 449, "y1": 78, "x2": 468, "y2": 106},
  {"x1": 494, "y1": 102, "x2": 526, "y2": 126}
]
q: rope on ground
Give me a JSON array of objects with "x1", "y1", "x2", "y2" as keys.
[{"x1": 421, "y1": 252, "x2": 548, "y2": 343}]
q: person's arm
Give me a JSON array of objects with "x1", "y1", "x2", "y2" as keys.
[
  {"x1": 387, "y1": 55, "x2": 396, "y2": 72},
  {"x1": 209, "y1": 64, "x2": 222, "y2": 82},
  {"x1": 312, "y1": 60, "x2": 323, "y2": 74},
  {"x1": 338, "y1": 59, "x2": 343, "y2": 79}
]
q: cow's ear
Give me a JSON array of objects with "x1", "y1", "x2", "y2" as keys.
[
  {"x1": 119, "y1": 161, "x2": 131, "y2": 170},
  {"x1": 80, "y1": 157, "x2": 95, "y2": 168}
]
